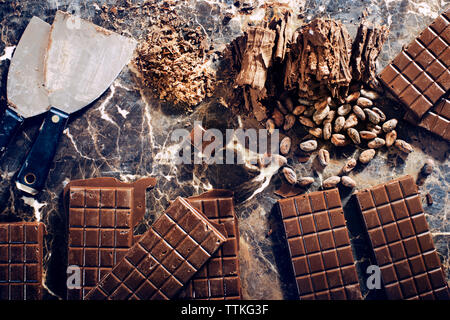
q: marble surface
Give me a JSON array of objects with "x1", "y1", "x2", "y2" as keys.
[{"x1": 0, "y1": 0, "x2": 448, "y2": 299}]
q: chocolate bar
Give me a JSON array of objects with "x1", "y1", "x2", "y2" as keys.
[
  {"x1": 0, "y1": 222, "x2": 45, "y2": 300},
  {"x1": 379, "y1": 8, "x2": 449, "y2": 119},
  {"x1": 64, "y1": 177, "x2": 157, "y2": 299},
  {"x1": 379, "y1": 8, "x2": 450, "y2": 140},
  {"x1": 178, "y1": 190, "x2": 242, "y2": 300},
  {"x1": 85, "y1": 197, "x2": 227, "y2": 300},
  {"x1": 356, "y1": 175, "x2": 449, "y2": 300},
  {"x1": 278, "y1": 189, "x2": 362, "y2": 300}
]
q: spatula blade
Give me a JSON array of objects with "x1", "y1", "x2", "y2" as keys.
[
  {"x1": 45, "y1": 11, "x2": 137, "y2": 113},
  {"x1": 7, "y1": 17, "x2": 50, "y2": 118}
]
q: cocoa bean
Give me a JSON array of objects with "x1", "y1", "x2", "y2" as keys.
[
  {"x1": 283, "y1": 114, "x2": 296, "y2": 131},
  {"x1": 337, "y1": 104, "x2": 351, "y2": 116},
  {"x1": 347, "y1": 128, "x2": 361, "y2": 144},
  {"x1": 367, "y1": 123, "x2": 382, "y2": 135},
  {"x1": 395, "y1": 139, "x2": 413, "y2": 153},
  {"x1": 359, "y1": 149, "x2": 376, "y2": 164},
  {"x1": 334, "y1": 116, "x2": 345, "y2": 132},
  {"x1": 345, "y1": 91, "x2": 360, "y2": 103},
  {"x1": 382, "y1": 119, "x2": 398, "y2": 133},
  {"x1": 300, "y1": 140, "x2": 318, "y2": 152},
  {"x1": 323, "y1": 122, "x2": 332, "y2": 140},
  {"x1": 272, "y1": 108, "x2": 284, "y2": 127},
  {"x1": 343, "y1": 113, "x2": 358, "y2": 130},
  {"x1": 303, "y1": 106, "x2": 315, "y2": 117},
  {"x1": 372, "y1": 107, "x2": 386, "y2": 122},
  {"x1": 385, "y1": 130, "x2": 397, "y2": 147},
  {"x1": 352, "y1": 105, "x2": 366, "y2": 121},
  {"x1": 364, "y1": 108, "x2": 380, "y2": 124},
  {"x1": 360, "y1": 131, "x2": 377, "y2": 140},
  {"x1": 368, "y1": 138, "x2": 385, "y2": 149},
  {"x1": 293, "y1": 105, "x2": 307, "y2": 115},
  {"x1": 318, "y1": 148, "x2": 330, "y2": 167},
  {"x1": 298, "y1": 177, "x2": 315, "y2": 187},
  {"x1": 360, "y1": 89, "x2": 380, "y2": 100},
  {"x1": 280, "y1": 136, "x2": 291, "y2": 155},
  {"x1": 357, "y1": 97, "x2": 373, "y2": 107},
  {"x1": 298, "y1": 98, "x2": 312, "y2": 106},
  {"x1": 341, "y1": 176, "x2": 356, "y2": 188},
  {"x1": 309, "y1": 127, "x2": 323, "y2": 138},
  {"x1": 323, "y1": 176, "x2": 341, "y2": 188},
  {"x1": 314, "y1": 99, "x2": 328, "y2": 111},
  {"x1": 313, "y1": 105, "x2": 330, "y2": 124},
  {"x1": 299, "y1": 116, "x2": 315, "y2": 128},
  {"x1": 324, "y1": 110, "x2": 336, "y2": 123},
  {"x1": 341, "y1": 158, "x2": 357, "y2": 174},
  {"x1": 282, "y1": 167, "x2": 297, "y2": 185},
  {"x1": 284, "y1": 97, "x2": 294, "y2": 112},
  {"x1": 276, "y1": 100, "x2": 288, "y2": 115},
  {"x1": 331, "y1": 134, "x2": 348, "y2": 147}
]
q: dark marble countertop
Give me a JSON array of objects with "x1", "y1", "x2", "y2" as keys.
[{"x1": 0, "y1": 0, "x2": 448, "y2": 299}]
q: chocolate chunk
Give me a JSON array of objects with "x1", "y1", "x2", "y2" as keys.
[
  {"x1": 64, "y1": 177, "x2": 157, "y2": 299},
  {"x1": 85, "y1": 197, "x2": 227, "y2": 300},
  {"x1": 178, "y1": 190, "x2": 242, "y2": 300},
  {"x1": 278, "y1": 189, "x2": 362, "y2": 300},
  {"x1": 0, "y1": 222, "x2": 45, "y2": 300},
  {"x1": 355, "y1": 175, "x2": 450, "y2": 300}
]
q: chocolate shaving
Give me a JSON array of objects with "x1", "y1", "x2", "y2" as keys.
[{"x1": 350, "y1": 19, "x2": 389, "y2": 89}]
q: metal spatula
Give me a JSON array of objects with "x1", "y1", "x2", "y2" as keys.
[
  {"x1": 0, "y1": 17, "x2": 50, "y2": 156},
  {"x1": 16, "y1": 11, "x2": 137, "y2": 195}
]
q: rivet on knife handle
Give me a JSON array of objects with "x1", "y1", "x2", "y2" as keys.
[
  {"x1": 0, "y1": 108, "x2": 24, "y2": 157},
  {"x1": 16, "y1": 108, "x2": 69, "y2": 195}
]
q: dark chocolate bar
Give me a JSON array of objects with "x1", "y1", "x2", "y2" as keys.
[
  {"x1": 356, "y1": 175, "x2": 449, "y2": 300},
  {"x1": 178, "y1": 190, "x2": 242, "y2": 300},
  {"x1": 0, "y1": 222, "x2": 45, "y2": 300},
  {"x1": 64, "y1": 177, "x2": 157, "y2": 299},
  {"x1": 278, "y1": 189, "x2": 362, "y2": 300},
  {"x1": 379, "y1": 8, "x2": 450, "y2": 120},
  {"x1": 85, "y1": 197, "x2": 227, "y2": 300}
]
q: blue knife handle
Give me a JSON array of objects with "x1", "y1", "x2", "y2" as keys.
[
  {"x1": 16, "y1": 108, "x2": 69, "y2": 195},
  {"x1": 0, "y1": 108, "x2": 24, "y2": 156}
]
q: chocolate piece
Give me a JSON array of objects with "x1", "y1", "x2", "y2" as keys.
[
  {"x1": 178, "y1": 190, "x2": 242, "y2": 300},
  {"x1": 356, "y1": 175, "x2": 450, "y2": 300},
  {"x1": 0, "y1": 222, "x2": 45, "y2": 300},
  {"x1": 405, "y1": 97, "x2": 450, "y2": 141},
  {"x1": 278, "y1": 189, "x2": 362, "y2": 300},
  {"x1": 64, "y1": 177, "x2": 157, "y2": 299},
  {"x1": 379, "y1": 9, "x2": 450, "y2": 121},
  {"x1": 85, "y1": 197, "x2": 227, "y2": 300}
]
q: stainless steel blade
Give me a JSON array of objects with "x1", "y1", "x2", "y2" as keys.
[
  {"x1": 45, "y1": 11, "x2": 137, "y2": 113},
  {"x1": 6, "y1": 17, "x2": 50, "y2": 118}
]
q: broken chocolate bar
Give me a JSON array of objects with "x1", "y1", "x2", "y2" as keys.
[
  {"x1": 64, "y1": 177, "x2": 157, "y2": 299},
  {"x1": 379, "y1": 8, "x2": 450, "y2": 134},
  {"x1": 85, "y1": 197, "x2": 227, "y2": 300},
  {"x1": 178, "y1": 190, "x2": 242, "y2": 300},
  {"x1": 0, "y1": 222, "x2": 45, "y2": 300},
  {"x1": 356, "y1": 175, "x2": 449, "y2": 300},
  {"x1": 278, "y1": 189, "x2": 362, "y2": 300}
]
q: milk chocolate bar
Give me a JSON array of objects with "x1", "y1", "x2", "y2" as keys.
[
  {"x1": 64, "y1": 177, "x2": 157, "y2": 299},
  {"x1": 178, "y1": 190, "x2": 242, "y2": 300},
  {"x1": 0, "y1": 222, "x2": 45, "y2": 300},
  {"x1": 278, "y1": 189, "x2": 362, "y2": 300},
  {"x1": 85, "y1": 197, "x2": 227, "y2": 300},
  {"x1": 379, "y1": 8, "x2": 450, "y2": 120},
  {"x1": 356, "y1": 175, "x2": 449, "y2": 300}
]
